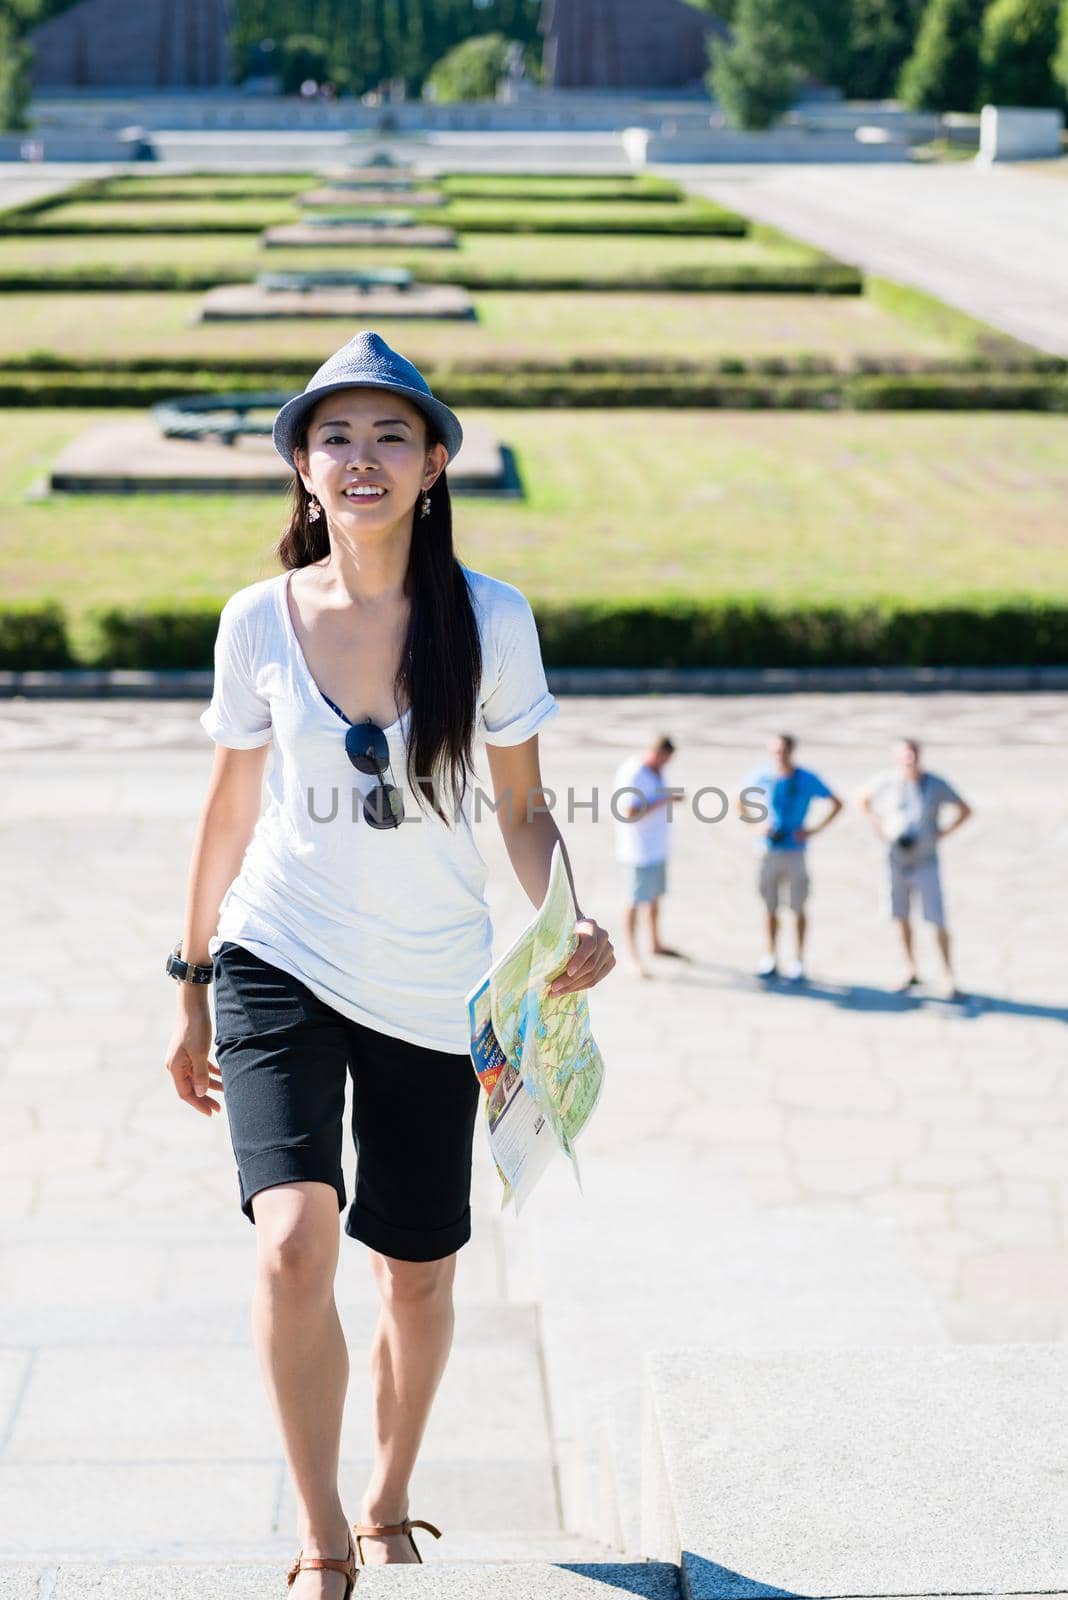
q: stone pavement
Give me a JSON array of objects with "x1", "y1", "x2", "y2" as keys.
[
  {"x1": 0, "y1": 162, "x2": 117, "y2": 215},
  {"x1": 674, "y1": 161, "x2": 1068, "y2": 358},
  {"x1": 0, "y1": 689, "x2": 1065, "y2": 1573}
]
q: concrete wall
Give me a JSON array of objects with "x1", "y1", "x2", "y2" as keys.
[
  {"x1": 977, "y1": 105, "x2": 1065, "y2": 162},
  {"x1": 30, "y1": 0, "x2": 232, "y2": 90}
]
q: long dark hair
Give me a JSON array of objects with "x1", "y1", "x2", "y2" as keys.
[{"x1": 276, "y1": 410, "x2": 483, "y2": 828}]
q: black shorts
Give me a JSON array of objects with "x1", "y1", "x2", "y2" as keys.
[{"x1": 211, "y1": 940, "x2": 481, "y2": 1262}]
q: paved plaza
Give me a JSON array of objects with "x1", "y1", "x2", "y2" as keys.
[
  {"x1": 678, "y1": 161, "x2": 1068, "y2": 358},
  {"x1": 0, "y1": 688, "x2": 1065, "y2": 1578}
]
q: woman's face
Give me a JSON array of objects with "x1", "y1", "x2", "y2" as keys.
[{"x1": 295, "y1": 387, "x2": 446, "y2": 528}]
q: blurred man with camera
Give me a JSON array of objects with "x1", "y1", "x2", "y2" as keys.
[
  {"x1": 858, "y1": 737, "x2": 972, "y2": 998},
  {"x1": 738, "y1": 733, "x2": 843, "y2": 983}
]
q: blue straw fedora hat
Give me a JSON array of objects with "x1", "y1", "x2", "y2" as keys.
[{"x1": 272, "y1": 329, "x2": 463, "y2": 470}]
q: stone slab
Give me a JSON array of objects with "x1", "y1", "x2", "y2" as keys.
[
  {"x1": 198, "y1": 282, "x2": 474, "y2": 320},
  {"x1": 319, "y1": 168, "x2": 420, "y2": 186},
  {"x1": 644, "y1": 1344, "x2": 1068, "y2": 1595},
  {"x1": 299, "y1": 188, "x2": 443, "y2": 207},
  {"x1": 262, "y1": 223, "x2": 457, "y2": 248},
  {"x1": 278, "y1": 1456, "x2": 558, "y2": 1535},
  {"x1": 509, "y1": 1142, "x2": 945, "y2": 1553},
  {"x1": 46, "y1": 1560, "x2": 680, "y2": 1598},
  {"x1": 48, "y1": 419, "x2": 511, "y2": 495},
  {"x1": 979, "y1": 106, "x2": 1064, "y2": 163},
  {"x1": 4, "y1": 1303, "x2": 548, "y2": 1466},
  {"x1": 0, "y1": 1460, "x2": 282, "y2": 1561},
  {"x1": 0, "y1": 1570, "x2": 39, "y2": 1600},
  {"x1": 14, "y1": 1580, "x2": 1068, "y2": 1593}
]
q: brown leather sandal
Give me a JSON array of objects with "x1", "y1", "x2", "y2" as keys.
[
  {"x1": 286, "y1": 1529, "x2": 358, "y2": 1595},
  {"x1": 351, "y1": 1517, "x2": 442, "y2": 1565}
]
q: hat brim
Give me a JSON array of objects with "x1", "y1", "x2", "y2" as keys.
[{"x1": 272, "y1": 377, "x2": 463, "y2": 470}]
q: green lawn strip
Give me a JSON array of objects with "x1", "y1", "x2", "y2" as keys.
[
  {"x1": 4, "y1": 408, "x2": 1065, "y2": 660},
  {"x1": 0, "y1": 230, "x2": 847, "y2": 292},
  {"x1": 84, "y1": 173, "x2": 323, "y2": 201},
  {"x1": 865, "y1": 277, "x2": 1055, "y2": 366},
  {"x1": 0, "y1": 289, "x2": 963, "y2": 370},
  {"x1": 89, "y1": 174, "x2": 682, "y2": 204},
  {"x1": 59, "y1": 172, "x2": 682, "y2": 200},
  {"x1": 438, "y1": 174, "x2": 683, "y2": 201},
  {"x1": 0, "y1": 196, "x2": 745, "y2": 236}
]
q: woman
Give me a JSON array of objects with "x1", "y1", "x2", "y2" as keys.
[{"x1": 163, "y1": 330, "x2": 615, "y2": 1598}]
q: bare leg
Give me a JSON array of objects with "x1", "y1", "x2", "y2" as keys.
[
  {"x1": 895, "y1": 916, "x2": 918, "y2": 986},
  {"x1": 622, "y1": 901, "x2": 649, "y2": 978},
  {"x1": 648, "y1": 897, "x2": 684, "y2": 957},
  {"x1": 934, "y1": 924, "x2": 955, "y2": 985},
  {"x1": 357, "y1": 1251, "x2": 458, "y2": 1565},
  {"x1": 251, "y1": 1181, "x2": 352, "y2": 1599}
]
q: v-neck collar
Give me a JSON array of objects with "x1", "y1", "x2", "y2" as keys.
[{"x1": 277, "y1": 568, "x2": 411, "y2": 735}]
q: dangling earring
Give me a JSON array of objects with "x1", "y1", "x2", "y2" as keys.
[
  {"x1": 307, "y1": 496, "x2": 321, "y2": 523},
  {"x1": 420, "y1": 488, "x2": 431, "y2": 519}
]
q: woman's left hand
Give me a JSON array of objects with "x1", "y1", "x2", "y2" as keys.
[{"x1": 547, "y1": 918, "x2": 616, "y2": 997}]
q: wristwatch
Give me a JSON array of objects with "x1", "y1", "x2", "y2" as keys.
[{"x1": 165, "y1": 939, "x2": 214, "y2": 985}]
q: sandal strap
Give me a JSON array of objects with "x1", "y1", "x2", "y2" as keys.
[
  {"x1": 352, "y1": 1518, "x2": 441, "y2": 1539},
  {"x1": 287, "y1": 1540, "x2": 357, "y2": 1587}
]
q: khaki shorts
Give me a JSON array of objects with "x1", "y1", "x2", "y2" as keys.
[
  {"x1": 758, "y1": 850, "x2": 810, "y2": 913},
  {"x1": 889, "y1": 853, "x2": 945, "y2": 927}
]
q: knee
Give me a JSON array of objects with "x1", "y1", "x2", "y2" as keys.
[
  {"x1": 256, "y1": 1214, "x2": 337, "y2": 1297},
  {"x1": 373, "y1": 1253, "x2": 454, "y2": 1311}
]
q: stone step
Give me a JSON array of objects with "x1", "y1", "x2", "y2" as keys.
[
  {"x1": 504, "y1": 1142, "x2": 947, "y2": 1551},
  {"x1": 0, "y1": 1300, "x2": 559, "y2": 1562},
  {"x1": 641, "y1": 1343, "x2": 1068, "y2": 1598},
  {"x1": 0, "y1": 1557, "x2": 682, "y2": 1598}
]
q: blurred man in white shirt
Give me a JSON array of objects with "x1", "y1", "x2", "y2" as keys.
[{"x1": 613, "y1": 734, "x2": 686, "y2": 978}]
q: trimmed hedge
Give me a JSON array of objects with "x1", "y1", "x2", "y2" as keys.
[
  {"x1": 0, "y1": 201, "x2": 746, "y2": 239},
  {"x1": 533, "y1": 599, "x2": 1068, "y2": 669},
  {"x1": 3, "y1": 369, "x2": 1066, "y2": 410},
  {"x1": 6, "y1": 350, "x2": 1065, "y2": 378},
  {"x1": 0, "y1": 261, "x2": 862, "y2": 294},
  {"x1": 0, "y1": 603, "x2": 74, "y2": 669},
  {"x1": 2, "y1": 598, "x2": 1063, "y2": 671}
]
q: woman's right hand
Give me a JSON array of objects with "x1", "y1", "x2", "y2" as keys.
[{"x1": 164, "y1": 1001, "x2": 223, "y2": 1116}]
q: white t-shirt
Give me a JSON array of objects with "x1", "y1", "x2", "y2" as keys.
[
  {"x1": 612, "y1": 756, "x2": 671, "y2": 866},
  {"x1": 199, "y1": 563, "x2": 559, "y2": 1052}
]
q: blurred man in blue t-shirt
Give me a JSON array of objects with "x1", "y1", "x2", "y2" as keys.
[{"x1": 737, "y1": 733, "x2": 843, "y2": 982}]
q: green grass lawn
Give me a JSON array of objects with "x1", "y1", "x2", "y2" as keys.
[
  {"x1": 0, "y1": 229, "x2": 822, "y2": 286},
  {"x1": 5, "y1": 408, "x2": 1065, "y2": 656},
  {"x1": 21, "y1": 196, "x2": 732, "y2": 233},
  {"x1": 0, "y1": 290, "x2": 956, "y2": 368},
  {"x1": 86, "y1": 172, "x2": 681, "y2": 203}
]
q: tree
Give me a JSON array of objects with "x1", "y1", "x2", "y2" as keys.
[
  {"x1": 427, "y1": 29, "x2": 511, "y2": 100},
  {"x1": 980, "y1": 0, "x2": 1060, "y2": 104},
  {"x1": 897, "y1": 0, "x2": 985, "y2": 110},
  {"x1": 278, "y1": 32, "x2": 330, "y2": 92},
  {"x1": 1056, "y1": 0, "x2": 1068, "y2": 98},
  {"x1": 842, "y1": 0, "x2": 914, "y2": 97},
  {"x1": 707, "y1": 0, "x2": 800, "y2": 128},
  {"x1": 0, "y1": 1, "x2": 37, "y2": 132}
]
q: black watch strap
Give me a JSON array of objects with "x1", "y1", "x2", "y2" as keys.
[{"x1": 165, "y1": 939, "x2": 214, "y2": 985}]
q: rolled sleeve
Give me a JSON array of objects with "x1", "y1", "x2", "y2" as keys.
[
  {"x1": 480, "y1": 592, "x2": 559, "y2": 747},
  {"x1": 199, "y1": 595, "x2": 273, "y2": 749}
]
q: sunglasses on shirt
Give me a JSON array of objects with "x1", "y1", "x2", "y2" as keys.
[{"x1": 321, "y1": 690, "x2": 404, "y2": 830}]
